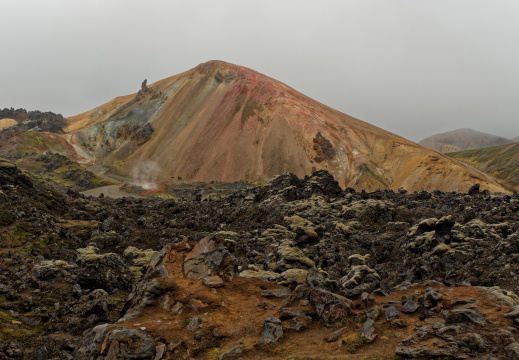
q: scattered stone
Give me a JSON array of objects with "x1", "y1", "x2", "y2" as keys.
[
  {"x1": 279, "y1": 308, "x2": 308, "y2": 320},
  {"x1": 365, "y1": 305, "x2": 382, "y2": 320},
  {"x1": 504, "y1": 305, "x2": 519, "y2": 318},
  {"x1": 390, "y1": 318, "x2": 408, "y2": 328},
  {"x1": 506, "y1": 343, "x2": 519, "y2": 359},
  {"x1": 186, "y1": 317, "x2": 202, "y2": 331},
  {"x1": 154, "y1": 343, "x2": 166, "y2": 360},
  {"x1": 402, "y1": 301, "x2": 419, "y2": 314},
  {"x1": 29, "y1": 346, "x2": 47, "y2": 360},
  {"x1": 394, "y1": 280, "x2": 412, "y2": 291},
  {"x1": 258, "y1": 315, "x2": 283, "y2": 345},
  {"x1": 202, "y1": 275, "x2": 225, "y2": 288},
  {"x1": 385, "y1": 306, "x2": 400, "y2": 321},
  {"x1": 443, "y1": 309, "x2": 487, "y2": 326},
  {"x1": 327, "y1": 327, "x2": 346, "y2": 342},
  {"x1": 277, "y1": 240, "x2": 315, "y2": 268},
  {"x1": 218, "y1": 346, "x2": 242, "y2": 360},
  {"x1": 360, "y1": 292, "x2": 375, "y2": 308},
  {"x1": 282, "y1": 284, "x2": 353, "y2": 322},
  {"x1": 74, "y1": 326, "x2": 154, "y2": 360},
  {"x1": 287, "y1": 316, "x2": 310, "y2": 331},
  {"x1": 449, "y1": 297, "x2": 475, "y2": 307},
  {"x1": 340, "y1": 265, "x2": 381, "y2": 297},
  {"x1": 261, "y1": 288, "x2": 292, "y2": 299},
  {"x1": 361, "y1": 318, "x2": 377, "y2": 342},
  {"x1": 123, "y1": 246, "x2": 157, "y2": 266}
]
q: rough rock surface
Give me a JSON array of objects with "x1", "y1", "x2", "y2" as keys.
[
  {"x1": 0, "y1": 108, "x2": 66, "y2": 133},
  {"x1": 1, "y1": 162, "x2": 519, "y2": 358}
]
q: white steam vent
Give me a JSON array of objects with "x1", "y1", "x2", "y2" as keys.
[{"x1": 131, "y1": 160, "x2": 161, "y2": 190}]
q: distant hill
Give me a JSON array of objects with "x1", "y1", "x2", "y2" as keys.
[
  {"x1": 513, "y1": 136, "x2": 519, "y2": 142},
  {"x1": 418, "y1": 128, "x2": 514, "y2": 153},
  {"x1": 0, "y1": 108, "x2": 66, "y2": 133},
  {"x1": 448, "y1": 143, "x2": 519, "y2": 191}
]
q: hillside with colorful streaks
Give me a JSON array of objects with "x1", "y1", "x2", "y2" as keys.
[{"x1": 65, "y1": 61, "x2": 506, "y2": 192}]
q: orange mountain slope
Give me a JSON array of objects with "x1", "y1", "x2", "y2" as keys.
[{"x1": 66, "y1": 61, "x2": 506, "y2": 192}]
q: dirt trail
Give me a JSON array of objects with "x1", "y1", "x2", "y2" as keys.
[
  {"x1": 61, "y1": 133, "x2": 95, "y2": 164},
  {"x1": 81, "y1": 165, "x2": 144, "y2": 198},
  {"x1": 81, "y1": 185, "x2": 143, "y2": 198}
]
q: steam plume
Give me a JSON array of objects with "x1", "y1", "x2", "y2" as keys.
[{"x1": 130, "y1": 160, "x2": 161, "y2": 190}]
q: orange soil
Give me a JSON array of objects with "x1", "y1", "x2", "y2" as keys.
[{"x1": 114, "y1": 278, "x2": 514, "y2": 360}]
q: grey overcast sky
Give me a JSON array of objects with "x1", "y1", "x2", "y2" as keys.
[{"x1": 1, "y1": 0, "x2": 518, "y2": 141}]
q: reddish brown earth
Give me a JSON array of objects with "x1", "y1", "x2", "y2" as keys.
[
  {"x1": 65, "y1": 61, "x2": 506, "y2": 193},
  {"x1": 110, "y1": 262, "x2": 518, "y2": 360}
]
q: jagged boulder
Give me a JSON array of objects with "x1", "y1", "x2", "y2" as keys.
[
  {"x1": 184, "y1": 236, "x2": 235, "y2": 280},
  {"x1": 73, "y1": 325, "x2": 155, "y2": 360},
  {"x1": 340, "y1": 263, "x2": 381, "y2": 298},
  {"x1": 31, "y1": 259, "x2": 73, "y2": 283},
  {"x1": 282, "y1": 284, "x2": 353, "y2": 322},
  {"x1": 72, "y1": 246, "x2": 131, "y2": 292},
  {"x1": 258, "y1": 315, "x2": 283, "y2": 345}
]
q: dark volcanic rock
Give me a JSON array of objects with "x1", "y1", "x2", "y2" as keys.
[
  {"x1": 183, "y1": 236, "x2": 235, "y2": 280},
  {"x1": 3, "y1": 161, "x2": 519, "y2": 358},
  {"x1": 443, "y1": 309, "x2": 487, "y2": 326},
  {"x1": 361, "y1": 318, "x2": 377, "y2": 342},
  {"x1": 0, "y1": 107, "x2": 66, "y2": 133},
  {"x1": 385, "y1": 305, "x2": 400, "y2": 321},
  {"x1": 402, "y1": 300, "x2": 419, "y2": 314},
  {"x1": 468, "y1": 183, "x2": 481, "y2": 195},
  {"x1": 262, "y1": 288, "x2": 292, "y2": 299},
  {"x1": 282, "y1": 284, "x2": 353, "y2": 322},
  {"x1": 258, "y1": 315, "x2": 283, "y2": 345},
  {"x1": 74, "y1": 325, "x2": 155, "y2": 360}
]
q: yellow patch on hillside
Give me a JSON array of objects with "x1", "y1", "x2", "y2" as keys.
[{"x1": 0, "y1": 118, "x2": 17, "y2": 130}]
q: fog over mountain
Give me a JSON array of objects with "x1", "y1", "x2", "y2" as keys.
[
  {"x1": 418, "y1": 128, "x2": 514, "y2": 153},
  {"x1": 61, "y1": 60, "x2": 506, "y2": 193},
  {"x1": 0, "y1": 1, "x2": 518, "y2": 141}
]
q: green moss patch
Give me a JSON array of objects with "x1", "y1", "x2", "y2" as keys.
[
  {"x1": 0, "y1": 310, "x2": 45, "y2": 345},
  {"x1": 449, "y1": 143, "x2": 519, "y2": 189}
]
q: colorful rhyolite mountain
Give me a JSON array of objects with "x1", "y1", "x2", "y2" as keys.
[
  {"x1": 65, "y1": 61, "x2": 506, "y2": 192},
  {"x1": 418, "y1": 128, "x2": 514, "y2": 154}
]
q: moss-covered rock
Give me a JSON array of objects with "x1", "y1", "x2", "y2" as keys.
[
  {"x1": 239, "y1": 269, "x2": 281, "y2": 281},
  {"x1": 123, "y1": 246, "x2": 157, "y2": 266},
  {"x1": 280, "y1": 268, "x2": 308, "y2": 283},
  {"x1": 277, "y1": 240, "x2": 315, "y2": 268},
  {"x1": 76, "y1": 245, "x2": 116, "y2": 263},
  {"x1": 285, "y1": 215, "x2": 318, "y2": 239}
]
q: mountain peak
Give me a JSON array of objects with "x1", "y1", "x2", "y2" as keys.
[
  {"x1": 419, "y1": 128, "x2": 513, "y2": 153},
  {"x1": 65, "y1": 62, "x2": 507, "y2": 193}
]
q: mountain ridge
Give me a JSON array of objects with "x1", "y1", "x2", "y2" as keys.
[{"x1": 418, "y1": 128, "x2": 514, "y2": 154}]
